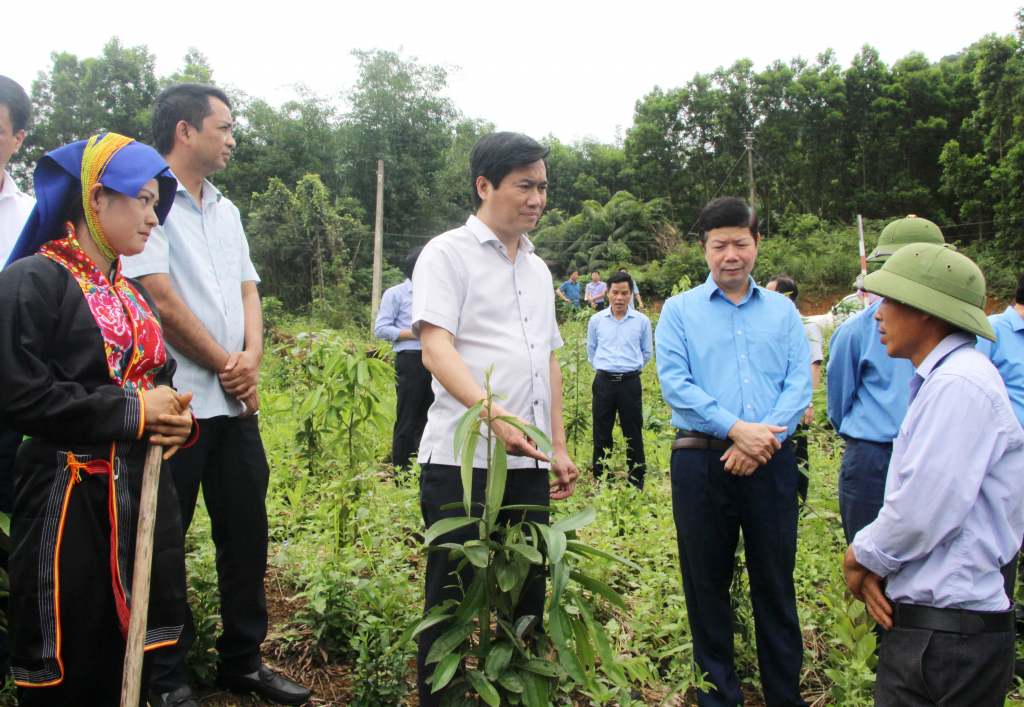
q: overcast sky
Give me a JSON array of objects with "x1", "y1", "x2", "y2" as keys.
[{"x1": 2, "y1": 0, "x2": 1019, "y2": 144}]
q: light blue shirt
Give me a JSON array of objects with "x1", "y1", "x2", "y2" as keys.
[
  {"x1": 586, "y1": 307, "x2": 653, "y2": 373},
  {"x1": 374, "y1": 279, "x2": 420, "y2": 352},
  {"x1": 852, "y1": 333, "x2": 1024, "y2": 611},
  {"x1": 826, "y1": 300, "x2": 915, "y2": 443},
  {"x1": 977, "y1": 307, "x2": 1024, "y2": 428},
  {"x1": 122, "y1": 179, "x2": 260, "y2": 419},
  {"x1": 655, "y1": 273, "x2": 812, "y2": 441}
]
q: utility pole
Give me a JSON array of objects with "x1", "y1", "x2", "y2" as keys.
[
  {"x1": 371, "y1": 159, "x2": 384, "y2": 319},
  {"x1": 745, "y1": 131, "x2": 755, "y2": 207}
]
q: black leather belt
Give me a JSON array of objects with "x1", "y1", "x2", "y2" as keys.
[
  {"x1": 672, "y1": 429, "x2": 731, "y2": 452},
  {"x1": 596, "y1": 370, "x2": 641, "y2": 381},
  {"x1": 891, "y1": 602, "x2": 1014, "y2": 635}
]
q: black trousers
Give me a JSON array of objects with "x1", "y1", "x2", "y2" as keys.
[
  {"x1": 150, "y1": 416, "x2": 270, "y2": 692},
  {"x1": 393, "y1": 351, "x2": 434, "y2": 472},
  {"x1": 591, "y1": 374, "x2": 646, "y2": 489},
  {"x1": 671, "y1": 444, "x2": 807, "y2": 707},
  {"x1": 417, "y1": 462, "x2": 549, "y2": 707},
  {"x1": 792, "y1": 423, "x2": 809, "y2": 503},
  {"x1": 875, "y1": 626, "x2": 1014, "y2": 706}
]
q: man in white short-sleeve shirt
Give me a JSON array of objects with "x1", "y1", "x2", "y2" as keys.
[
  {"x1": 412, "y1": 132, "x2": 579, "y2": 707},
  {"x1": 122, "y1": 84, "x2": 309, "y2": 707},
  {"x1": 0, "y1": 76, "x2": 34, "y2": 268}
]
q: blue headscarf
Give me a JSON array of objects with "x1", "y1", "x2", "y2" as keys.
[{"x1": 6, "y1": 134, "x2": 177, "y2": 266}]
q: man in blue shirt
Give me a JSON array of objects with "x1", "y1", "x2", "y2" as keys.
[
  {"x1": 587, "y1": 271, "x2": 653, "y2": 489},
  {"x1": 845, "y1": 244, "x2": 1023, "y2": 707},
  {"x1": 826, "y1": 216, "x2": 945, "y2": 544},
  {"x1": 976, "y1": 272, "x2": 1024, "y2": 608},
  {"x1": 618, "y1": 267, "x2": 644, "y2": 310},
  {"x1": 375, "y1": 246, "x2": 434, "y2": 477},
  {"x1": 555, "y1": 269, "x2": 582, "y2": 308},
  {"x1": 656, "y1": 197, "x2": 812, "y2": 707}
]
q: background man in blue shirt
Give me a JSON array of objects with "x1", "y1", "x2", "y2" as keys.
[
  {"x1": 656, "y1": 197, "x2": 811, "y2": 707},
  {"x1": 618, "y1": 267, "x2": 644, "y2": 310},
  {"x1": 826, "y1": 216, "x2": 945, "y2": 544},
  {"x1": 976, "y1": 271, "x2": 1024, "y2": 609},
  {"x1": 587, "y1": 271, "x2": 653, "y2": 489},
  {"x1": 556, "y1": 268, "x2": 582, "y2": 308},
  {"x1": 844, "y1": 244, "x2": 1023, "y2": 707},
  {"x1": 374, "y1": 246, "x2": 434, "y2": 477}
]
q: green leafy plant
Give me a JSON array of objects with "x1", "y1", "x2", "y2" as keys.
[{"x1": 403, "y1": 368, "x2": 641, "y2": 705}]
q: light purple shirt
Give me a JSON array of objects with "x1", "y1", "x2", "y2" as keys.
[
  {"x1": 374, "y1": 279, "x2": 419, "y2": 353},
  {"x1": 586, "y1": 281, "x2": 607, "y2": 304},
  {"x1": 852, "y1": 332, "x2": 1024, "y2": 611}
]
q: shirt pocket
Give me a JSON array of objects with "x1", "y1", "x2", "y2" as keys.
[{"x1": 748, "y1": 327, "x2": 789, "y2": 381}]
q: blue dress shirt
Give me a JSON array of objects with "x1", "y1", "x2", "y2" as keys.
[
  {"x1": 826, "y1": 300, "x2": 915, "y2": 443},
  {"x1": 374, "y1": 279, "x2": 420, "y2": 352},
  {"x1": 655, "y1": 273, "x2": 812, "y2": 441},
  {"x1": 557, "y1": 279, "x2": 581, "y2": 307},
  {"x1": 977, "y1": 306, "x2": 1024, "y2": 428},
  {"x1": 587, "y1": 307, "x2": 653, "y2": 373},
  {"x1": 852, "y1": 333, "x2": 1024, "y2": 611}
]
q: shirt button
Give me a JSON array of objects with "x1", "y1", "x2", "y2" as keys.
[
  {"x1": 737, "y1": 330, "x2": 743, "y2": 335},
  {"x1": 741, "y1": 354, "x2": 746, "y2": 359},
  {"x1": 535, "y1": 372, "x2": 539, "y2": 377},
  {"x1": 531, "y1": 344, "x2": 535, "y2": 349},
  {"x1": 534, "y1": 400, "x2": 539, "y2": 405},
  {"x1": 518, "y1": 290, "x2": 522, "y2": 295},
  {"x1": 747, "y1": 404, "x2": 752, "y2": 409},
  {"x1": 525, "y1": 317, "x2": 529, "y2": 322},
  {"x1": 744, "y1": 379, "x2": 749, "y2": 384}
]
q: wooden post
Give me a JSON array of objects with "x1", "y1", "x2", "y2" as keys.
[
  {"x1": 857, "y1": 214, "x2": 868, "y2": 289},
  {"x1": 371, "y1": 159, "x2": 384, "y2": 319},
  {"x1": 120, "y1": 444, "x2": 164, "y2": 707},
  {"x1": 745, "y1": 131, "x2": 755, "y2": 208}
]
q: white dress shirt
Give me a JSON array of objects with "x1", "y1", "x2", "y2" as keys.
[
  {"x1": 0, "y1": 170, "x2": 35, "y2": 267},
  {"x1": 852, "y1": 332, "x2": 1024, "y2": 611},
  {"x1": 412, "y1": 215, "x2": 563, "y2": 469},
  {"x1": 121, "y1": 179, "x2": 260, "y2": 418}
]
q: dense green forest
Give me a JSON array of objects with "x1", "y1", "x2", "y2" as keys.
[{"x1": 11, "y1": 13, "x2": 1024, "y2": 317}]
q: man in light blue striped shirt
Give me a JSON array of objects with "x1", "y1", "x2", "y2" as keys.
[
  {"x1": 586, "y1": 271, "x2": 652, "y2": 489},
  {"x1": 375, "y1": 247, "x2": 434, "y2": 475}
]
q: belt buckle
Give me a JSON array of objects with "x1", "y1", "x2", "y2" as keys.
[{"x1": 609, "y1": 373, "x2": 623, "y2": 382}]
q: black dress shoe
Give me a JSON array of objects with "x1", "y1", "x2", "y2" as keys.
[
  {"x1": 148, "y1": 685, "x2": 201, "y2": 707},
  {"x1": 217, "y1": 664, "x2": 312, "y2": 705}
]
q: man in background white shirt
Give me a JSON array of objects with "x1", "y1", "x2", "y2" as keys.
[
  {"x1": 413, "y1": 132, "x2": 579, "y2": 706},
  {"x1": 0, "y1": 76, "x2": 34, "y2": 266}
]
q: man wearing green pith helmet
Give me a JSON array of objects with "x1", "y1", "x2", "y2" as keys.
[
  {"x1": 826, "y1": 216, "x2": 948, "y2": 545},
  {"x1": 843, "y1": 243, "x2": 1024, "y2": 706}
]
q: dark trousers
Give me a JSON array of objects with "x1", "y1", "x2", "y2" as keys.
[
  {"x1": 150, "y1": 416, "x2": 270, "y2": 692},
  {"x1": 393, "y1": 351, "x2": 434, "y2": 473},
  {"x1": 417, "y1": 462, "x2": 549, "y2": 707},
  {"x1": 875, "y1": 627, "x2": 1014, "y2": 706},
  {"x1": 671, "y1": 444, "x2": 807, "y2": 707},
  {"x1": 792, "y1": 424, "x2": 809, "y2": 503},
  {"x1": 0, "y1": 427, "x2": 17, "y2": 679},
  {"x1": 591, "y1": 374, "x2": 646, "y2": 489},
  {"x1": 838, "y1": 437, "x2": 893, "y2": 545}
]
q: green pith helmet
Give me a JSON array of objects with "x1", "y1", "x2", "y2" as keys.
[
  {"x1": 866, "y1": 215, "x2": 946, "y2": 263},
  {"x1": 863, "y1": 242, "x2": 995, "y2": 341}
]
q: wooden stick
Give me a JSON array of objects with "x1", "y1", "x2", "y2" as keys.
[{"x1": 120, "y1": 444, "x2": 164, "y2": 707}]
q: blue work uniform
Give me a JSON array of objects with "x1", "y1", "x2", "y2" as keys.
[
  {"x1": 556, "y1": 279, "x2": 581, "y2": 308},
  {"x1": 656, "y1": 274, "x2": 811, "y2": 707},
  {"x1": 826, "y1": 300, "x2": 915, "y2": 544}
]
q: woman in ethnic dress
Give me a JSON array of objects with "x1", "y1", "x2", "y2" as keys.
[{"x1": 0, "y1": 133, "x2": 196, "y2": 705}]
